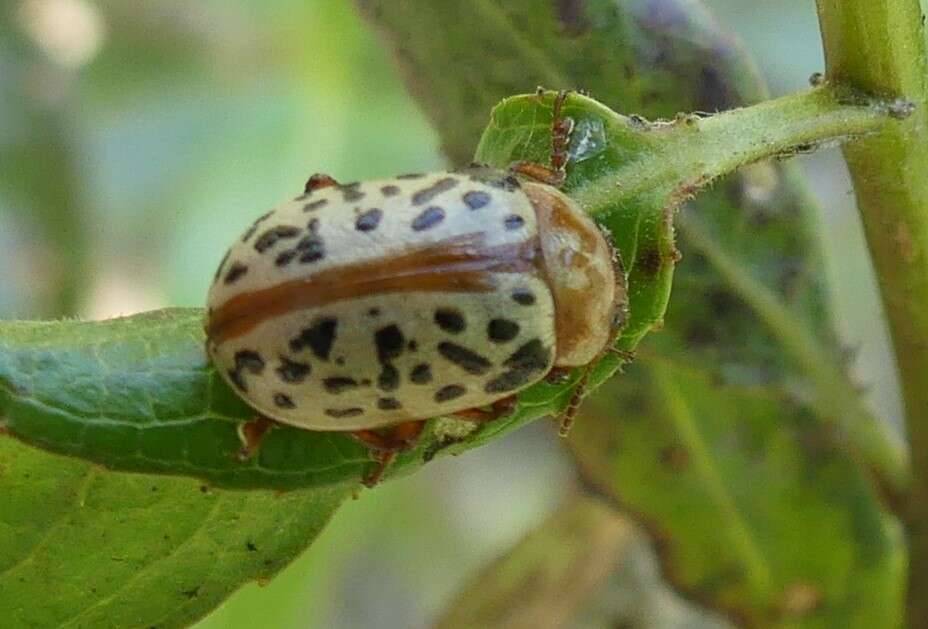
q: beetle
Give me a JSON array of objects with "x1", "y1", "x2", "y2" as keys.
[{"x1": 205, "y1": 91, "x2": 628, "y2": 486}]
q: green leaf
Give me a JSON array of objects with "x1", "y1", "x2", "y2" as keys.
[
  {"x1": 575, "y1": 364, "x2": 905, "y2": 627},
  {"x1": 0, "y1": 437, "x2": 346, "y2": 629}
]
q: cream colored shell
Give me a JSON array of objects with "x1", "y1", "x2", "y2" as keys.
[{"x1": 206, "y1": 168, "x2": 558, "y2": 431}]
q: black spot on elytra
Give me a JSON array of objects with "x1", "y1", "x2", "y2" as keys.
[
  {"x1": 511, "y1": 289, "x2": 536, "y2": 305},
  {"x1": 466, "y1": 166, "x2": 521, "y2": 191},
  {"x1": 504, "y1": 215, "x2": 525, "y2": 230},
  {"x1": 488, "y1": 319, "x2": 520, "y2": 343},
  {"x1": 273, "y1": 393, "x2": 295, "y2": 409},
  {"x1": 381, "y1": 185, "x2": 400, "y2": 196},
  {"x1": 407, "y1": 340, "x2": 418, "y2": 352},
  {"x1": 254, "y1": 225, "x2": 301, "y2": 253},
  {"x1": 276, "y1": 357, "x2": 310, "y2": 383},
  {"x1": 212, "y1": 249, "x2": 231, "y2": 284},
  {"x1": 241, "y1": 210, "x2": 273, "y2": 242},
  {"x1": 339, "y1": 182, "x2": 364, "y2": 202},
  {"x1": 378, "y1": 364, "x2": 399, "y2": 391},
  {"x1": 438, "y1": 342, "x2": 492, "y2": 375},
  {"x1": 410, "y1": 363, "x2": 432, "y2": 384},
  {"x1": 355, "y1": 208, "x2": 383, "y2": 232},
  {"x1": 223, "y1": 262, "x2": 248, "y2": 285},
  {"x1": 434, "y1": 308, "x2": 465, "y2": 333},
  {"x1": 378, "y1": 397, "x2": 402, "y2": 410},
  {"x1": 325, "y1": 407, "x2": 364, "y2": 418},
  {"x1": 275, "y1": 249, "x2": 297, "y2": 267},
  {"x1": 484, "y1": 339, "x2": 551, "y2": 393},
  {"x1": 375, "y1": 324, "x2": 405, "y2": 363},
  {"x1": 296, "y1": 233, "x2": 325, "y2": 263},
  {"x1": 324, "y1": 376, "x2": 358, "y2": 394},
  {"x1": 435, "y1": 384, "x2": 467, "y2": 402},
  {"x1": 303, "y1": 199, "x2": 327, "y2": 212},
  {"x1": 412, "y1": 177, "x2": 458, "y2": 205},
  {"x1": 463, "y1": 190, "x2": 491, "y2": 210},
  {"x1": 368, "y1": 307, "x2": 381, "y2": 317},
  {"x1": 227, "y1": 349, "x2": 265, "y2": 392},
  {"x1": 290, "y1": 318, "x2": 337, "y2": 360},
  {"x1": 411, "y1": 206, "x2": 445, "y2": 231}
]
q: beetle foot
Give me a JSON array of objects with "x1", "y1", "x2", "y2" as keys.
[
  {"x1": 236, "y1": 416, "x2": 276, "y2": 461},
  {"x1": 451, "y1": 396, "x2": 518, "y2": 423},
  {"x1": 350, "y1": 420, "x2": 425, "y2": 488}
]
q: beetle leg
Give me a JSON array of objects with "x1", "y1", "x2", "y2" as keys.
[
  {"x1": 606, "y1": 347, "x2": 636, "y2": 362},
  {"x1": 557, "y1": 363, "x2": 593, "y2": 437},
  {"x1": 350, "y1": 420, "x2": 425, "y2": 488},
  {"x1": 236, "y1": 415, "x2": 276, "y2": 461},
  {"x1": 451, "y1": 395, "x2": 518, "y2": 422},
  {"x1": 509, "y1": 89, "x2": 575, "y2": 187},
  {"x1": 304, "y1": 173, "x2": 339, "y2": 193},
  {"x1": 544, "y1": 366, "x2": 573, "y2": 385}
]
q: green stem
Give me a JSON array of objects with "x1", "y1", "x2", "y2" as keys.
[
  {"x1": 571, "y1": 86, "x2": 904, "y2": 214},
  {"x1": 815, "y1": 2, "x2": 928, "y2": 625}
]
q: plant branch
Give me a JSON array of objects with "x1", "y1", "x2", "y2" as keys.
[
  {"x1": 572, "y1": 85, "x2": 906, "y2": 216},
  {"x1": 815, "y1": 2, "x2": 928, "y2": 625},
  {"x1": 567, "y1": 85, "x2": 912, "y2": 497}
]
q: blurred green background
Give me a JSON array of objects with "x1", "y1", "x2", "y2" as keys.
[{"x1": 0, "y1": 1, "x2": 901, "y2": 627}]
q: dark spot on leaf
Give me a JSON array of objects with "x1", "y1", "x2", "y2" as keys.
[
  {"x1": 554, "y1": 0, "x2": 590, "y2": 35},
  {"x1": 635, "y1": 247, "x2": 663, "y2": 277}
]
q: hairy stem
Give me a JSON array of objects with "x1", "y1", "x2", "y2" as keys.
[
  {"x1": 815, "y1": 2, "x2": 928, "y2": 625},
  {"x1": 570, "y1": 85, "x2": 912, "y2": 497}
]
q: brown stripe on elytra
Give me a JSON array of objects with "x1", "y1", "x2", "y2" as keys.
[{"x1": 206, "y1": 233, "x2": 542, "y2": 344}]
